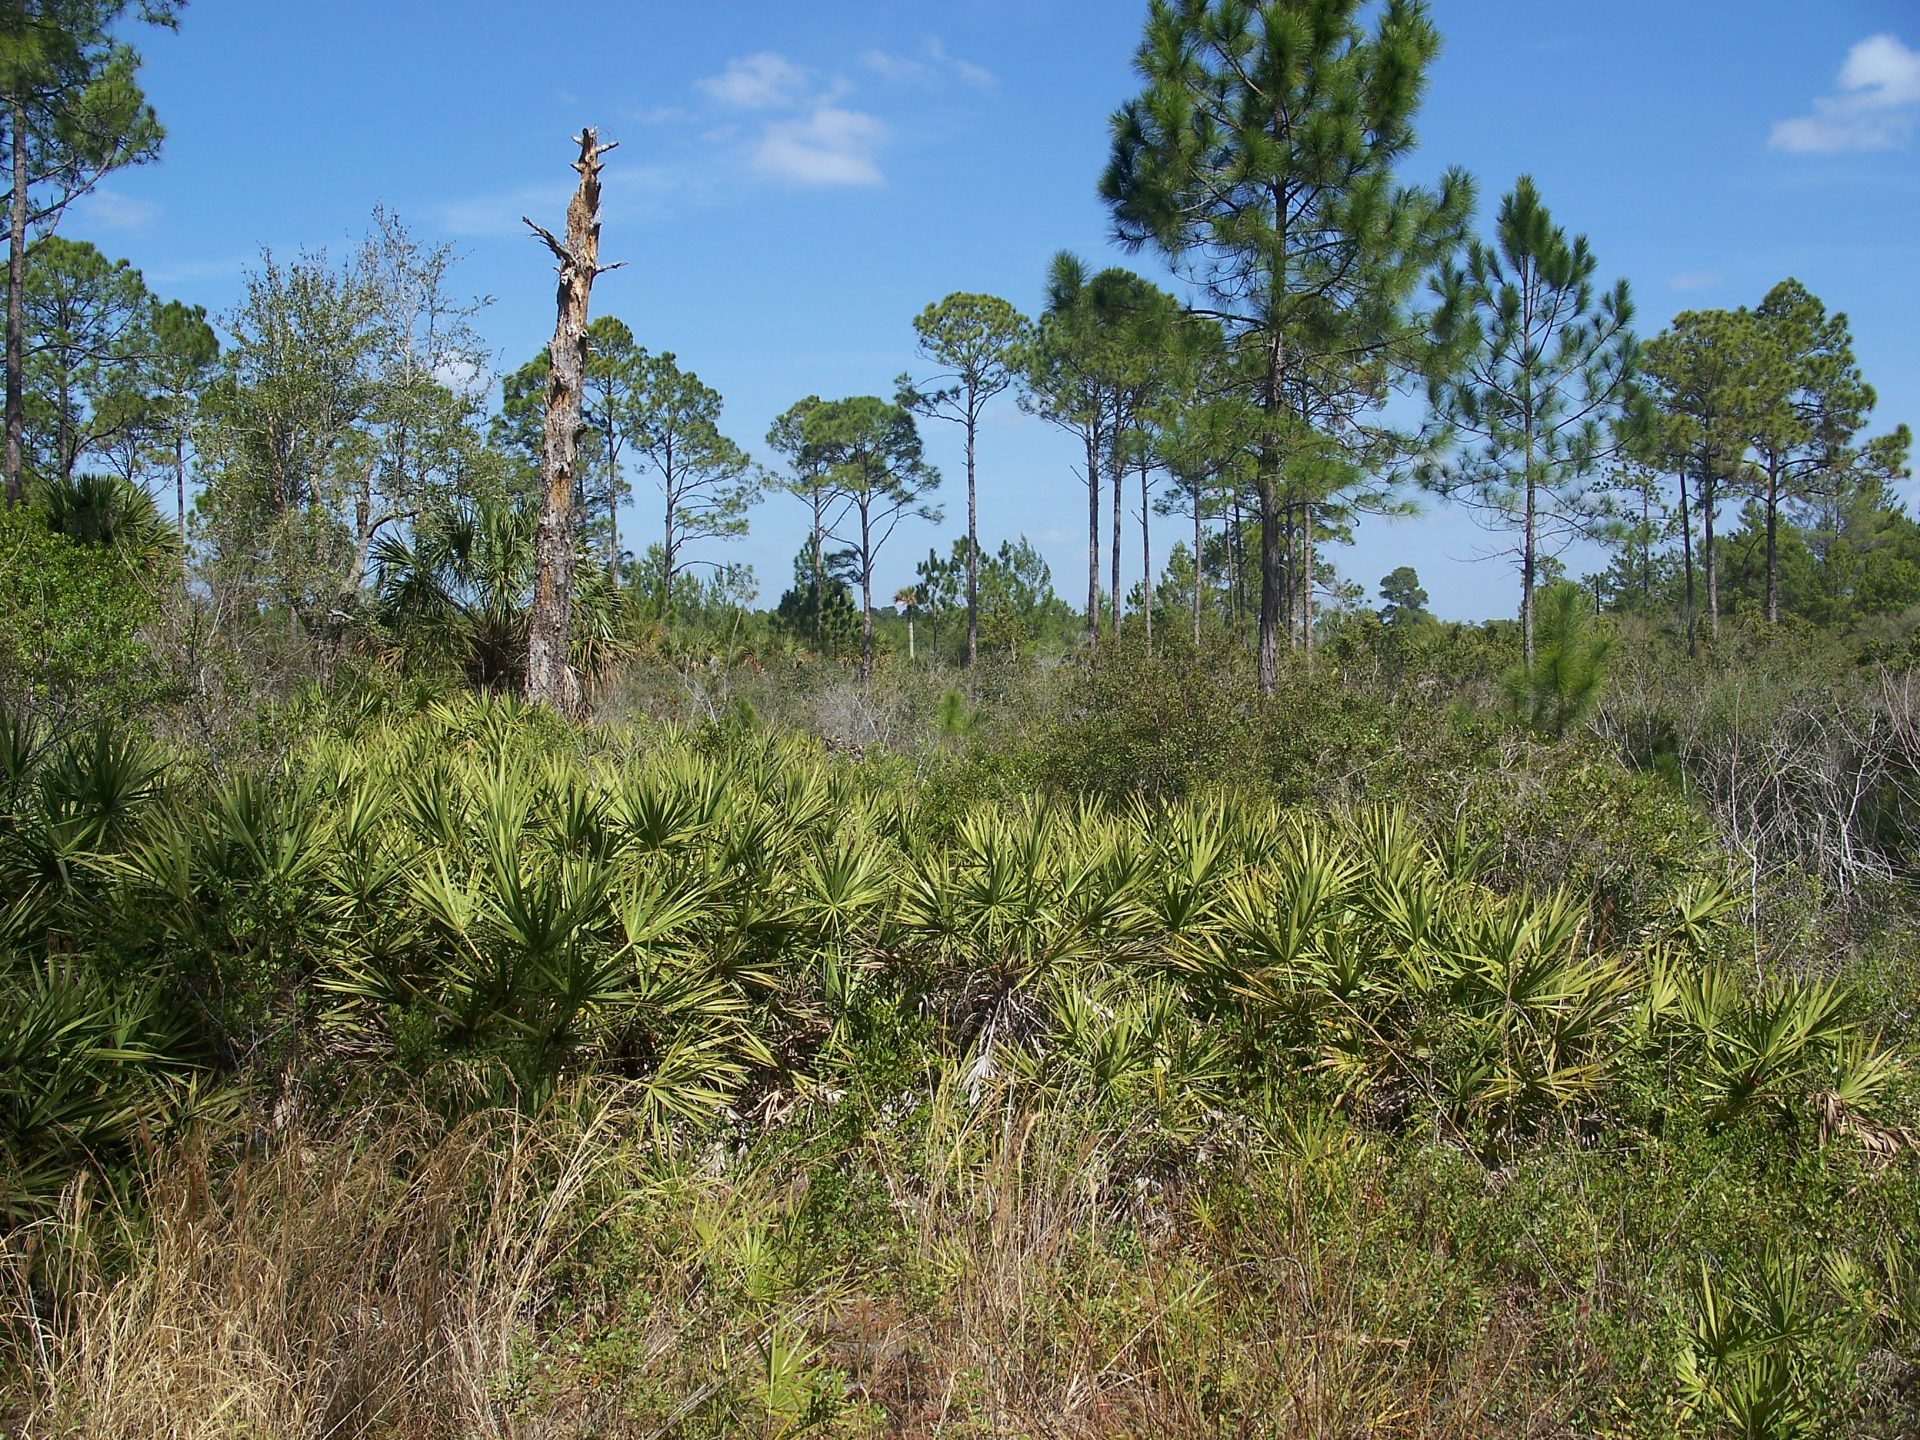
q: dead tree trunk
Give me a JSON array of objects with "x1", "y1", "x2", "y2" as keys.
[{"x1": 523, "y1": 129, "x2": 616, "y2": 712}]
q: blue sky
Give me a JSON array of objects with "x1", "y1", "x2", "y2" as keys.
[{"x1": 78, "y1": 0, "x2": 1920, "y2": 621}]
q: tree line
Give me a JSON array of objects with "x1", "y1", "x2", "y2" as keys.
[{"x1": 0, "y1": 0, "x2": 1911, "y2": 709}]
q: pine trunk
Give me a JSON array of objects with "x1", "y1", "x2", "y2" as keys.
[
  {"x1": 524, "y1": 130, "x2": 611, "y2": 713},
  {"x1": 1110, "y1": 433, "x2": 1122, "y2": 639},
  {"x1": 965, "y1": 405, "x2": 978, "y2": 670},
  {"x1": 1192, "y1": 488, "x2": 1203, "y2": 645},
  {"x1": 1765, "y1": 458, "x2": 1780, "y2": 625},
  {"x1": 1257, "y1": 470, "x2": 1283, "y2": 694},
  {"x1": 5, "y1": 97, "x2": 27, "y2": 507},
  {"x1": 1085, "y1": 431, "x2": 1100, "y2": 645},
  {"x1": 1140, "y1": 458, "x2": 1152, "y2": 654}
]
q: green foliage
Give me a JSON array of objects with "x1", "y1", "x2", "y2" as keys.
[
  {"x1": 0, "y1": 500, "x2": 156, "y2": 716},
  {"x1": 1503, "y1": 580, "x2": 1613, "y2": 736},
  {"x1": 1427, "y1": 174, "x2": 1638, "y2": 661},
  {"x1": 1378, "y1": 565, "x2": 1431, "y2": 626}
]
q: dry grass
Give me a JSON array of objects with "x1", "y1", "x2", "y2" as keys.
[
  {"x1": 1, "y1": 1088, "x2": 1569, "y2": 1440},
  {"x1": 1, "y1": 1098, "x2": 622, "y2": 1439}
]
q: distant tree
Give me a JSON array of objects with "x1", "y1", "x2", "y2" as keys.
[
  {"x1": 898, "y1": 291, "x2": 1029, "y2": 670},
  {"x1": 807, "y1": 396, "x2": 941, "y2": 682},
  {"x1": 1146, "y1": 313, "x2": 1243, "y2": 646},
  {"x1": 143, "y1": 298, "x2": 217, "y2": 558},
  {"x1": 1022, "y1": 254, "x2": 1114, "y2": 643},
  {"x1": 631, "y1": 350, "x2": 755, "y2": 614},
  {"x1": 1427, "y1": 176, "x2": 1637, "y2": 669},
  {"x1": 1022, "y1": 254, "x2": 1171, "y2": 645},
  {"x1": 1102, "y1": 0, "x2": 1471, "y2": 691},
  {"x1": 1745, "y1": 280, "x2": 1872, "y2": 624},
  {"x1": 1641, "y1": 308, "x2": 1758, "y2": 651},
  {"x1": 976, "y1": 535, "x2": 1060, "y2": 660},
  {"x1": 773, "y1": 540, "x2": 856, "y2": 658},
  {"x1": 197, "y1": 214, "x2": 495, "y2": 634},
  {"x1": 767, "y1": 395, "x2": 842, "y2": 653},
  {"x1": 1377, "y1": 566, "x2": 1431, "y2": 626},
  {"x1": 1, "y1": 0, "x2": 180, "y2": 505},
  {"x1": 581, "y1": 316, "x2": 642, "y2": 581},
  {"x1": 12, "y1": 235, "x2": 155, "y2": 483}
]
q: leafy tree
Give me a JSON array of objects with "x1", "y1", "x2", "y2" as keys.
[
  {"x1": 806, "y1": 396, "x2": 940, "y2": 682},
  {"x1": 631, "y1": 350, "x2": 754, "y2": 614},
  {"x1": 1427, "y1": 176, "x2": 1637, "y2": 668},
  {"x1": 1, "y1": 0, "x2": 180, "y2": 503},
  {"x1": 898, "y1": 291, "x2": 1029, "y2": 670},
  {"x1": 1377, "y1": 565, "x2": 1430, "y2": 626},
  {"x1": 1745, "y1": 279, "x2": 1873, "y2": 625},
  {"x1": 0, "y1": 498, "x2": 154, "y2": 716},
  {"x1": 197, "y1": 214, "x2": 496, "y2": 638},
  {"x1": 1102, "y1": 0, "x2": 1471, "y2": 691}
]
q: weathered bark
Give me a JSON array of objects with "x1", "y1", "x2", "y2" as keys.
[
  {"x1": 523, "y1": 129, "x2": 615, "y2": 712},
  {"x1": 6, "y1": 97, "x2": 28, "y2": 507}
]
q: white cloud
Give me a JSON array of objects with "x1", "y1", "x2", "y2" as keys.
[
  {"x1": 76, "y1": 189, "x2": 160, "y2": 231},
  {"x1": 698, "y1": 52, "x2": 810, "y2": 110},
  {"x1": 753, "y1": 106, "x2": 886, "y2": 187},
  {"x1": 1770, "y1": 32, "x2": 1920, "y2": 154},
  {"x1": 860, "y1": 37, "x2": 994, "y2": 90}
]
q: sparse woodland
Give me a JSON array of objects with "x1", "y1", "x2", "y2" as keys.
[{"x1": 2, "y1": 3, "x2": 1918, "y2": 1438}]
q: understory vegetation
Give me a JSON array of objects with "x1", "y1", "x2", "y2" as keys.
[{"x1": 3, "y1": 645, "x2": 1919, "y2": 1437}]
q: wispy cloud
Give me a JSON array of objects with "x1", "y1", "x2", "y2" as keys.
[
  {"x1": 76, "y1": 188, "x2": 160, "y2": 231},
  {"x1": 694, "y1": 49, "x2": 890, "y2": 187},
  {"x1": 1667, "y1": 271, "x2": 1722, "y2": 293},
  {"x1": 859, "y1": 37, "x2": 994, "y2": 90},
  {"x1": 753, "y1": 106, "x2": 886, "y2": 187},
  {"x1": 432, "y1": 183, "x2": 573, "y2": 238},
  {"x1": 1770, "y1": 32, "x2": 1920, "y2": 154},
  {"x1": 697, "y1": 52, "x2": 811, "y2": 110}
]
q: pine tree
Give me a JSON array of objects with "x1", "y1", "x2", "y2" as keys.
[
  {"x1": 1102, "y1": 0, "x2": 1471, "y2": 692},
  {"x1": 1427, "y1": 176, "x2": 1637, "y2": 669}
]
